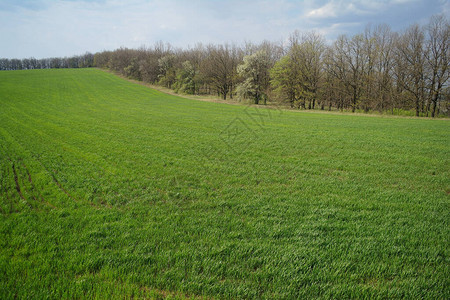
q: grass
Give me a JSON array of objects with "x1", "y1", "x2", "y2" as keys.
[{"x1": 0, "y1": 68, "x2": 449, "y2": 299}]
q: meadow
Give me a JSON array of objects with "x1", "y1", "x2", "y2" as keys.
[{"x1": 0, "y1": 68, "x2": 449, "y2": 299}]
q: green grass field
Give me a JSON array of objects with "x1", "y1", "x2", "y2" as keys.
[{"x1": 1, "y1": 68, "x2": 449, "y2": 299}]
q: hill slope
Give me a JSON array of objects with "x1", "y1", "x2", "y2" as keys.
[{"x1": 1, "y1": 68, "x2": 449, "y2": 298}]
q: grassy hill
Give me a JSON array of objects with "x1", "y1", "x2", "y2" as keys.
[{"x1": 1, "y1": 68, "x2": 449, "y2": 299}]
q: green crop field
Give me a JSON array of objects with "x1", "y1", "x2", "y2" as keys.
[{"x1": 0, "y1": 68, "x2": 449, "y2": 299}]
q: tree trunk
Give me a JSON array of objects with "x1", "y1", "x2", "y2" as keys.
[
  {"x1": 352, "y1": 87, "x2": 358, "y2": 113},
  {"x1": 431, "y1": 93, "x2": 438, "y2": 117},
  {"x1": 415, "y1": 97, "x2": 420, "y2": 117}
]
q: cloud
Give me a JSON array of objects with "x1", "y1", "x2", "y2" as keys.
[
  {"x1": 307, "y1": 2, "x2": 338, "y2": 18},
  {"x1": 441, "y1": 0, "x2": 450, "y2": 15},
  {"x1": 390, "y1": 0, "x2": 419, "y2": 3},
  {"x1": 312, "y1": 22, "x2": 363, "y2": 39},
  {"x1": 304, "y1": 0, "x2": 427, "y2": 20},
  {"x1": 305, "y1": 0, "x2": 393, "y2": 20},
  {"x1": 0, "y1": 0, "x2": 447, "y2": 59}
]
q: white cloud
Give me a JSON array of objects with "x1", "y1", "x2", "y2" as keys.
[
  {"x1": 391, "y1": 0, "x2": 419, "y2": 3},
  {"x1": 305, "y1": 0, "x2": 389, "y2": 19},
  {"x1": 304, "y1": 0, "x2": 430, "y2": 20},
  {"x1": 441, "y1": 0, "x2": 450, "y2": 15},
  {"x1": 307, "y1": 2, "x2": 337, "y2": 18}
]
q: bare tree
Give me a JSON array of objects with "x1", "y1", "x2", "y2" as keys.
[
  {"x1": 425, "y1": 15, "x2": 450, "y2": 117},
  {"x1": 373, "y1": 24, "x2": 395, "y2": 112},
  {"x1": 326, "y1": 35, "x2": 355, "y2": 111},
  {"x1": 201, "y1": 44, "x2": 237, "y2": 100},
  {"x1": 395, "y1": 24, "x2": 426, "y2": 116}
]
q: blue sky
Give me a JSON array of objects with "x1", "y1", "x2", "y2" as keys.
[{"x1": 1, "y1": 0, "x2": 448, "y2": 59}]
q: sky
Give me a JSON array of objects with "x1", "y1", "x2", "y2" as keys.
[{"x1": 0, "y1": 0, "x2": 448, "y2": 59}]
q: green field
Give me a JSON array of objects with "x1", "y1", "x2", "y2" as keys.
[{"x1": 0, "y1": 68, "x2": 449, "y2": 299}]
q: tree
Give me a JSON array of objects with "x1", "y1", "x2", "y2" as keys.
[
  {"x1": 373, "y1": 24, "x2": 395, "y2": 112},
  {"x1": 138, "y1": 42, "x2": 172, "y2": 84},
  {"x1": 173, "y1": 61, "x2": 197, "y2": 94},
  {"x1": 158, "y1": 54, "x2": 177, "y2": 88},
  {"x1": 236, "y1": 50, "x2": 271, "y2": 104},
  {"x1": 424, "y1": 15, "x2": 450, "y2": 117},
  {"x1": 297, "y1": 32, "x2": 325, "y2": 109},
  {"x1": 344, "y1": 34, "x2": 366, "y2": 112},
  {"x1": 201, "y1": 44, "x2": 238, "y2": 100},
  {"x1": 94, "y1": 51, "x2": 112, "y2": 69},
  {"x1": 271, "y1": 55, "x2": 301, "y2": 107},
  {"x1": 326, "y1": 35, "x2": 354, "y2": 111},
  {"x1": 395, "y1": 24, "x2": 426, "y2": 116},
  {"x1": 323, "y1": 47, "x2": 343, "y2": 111}
]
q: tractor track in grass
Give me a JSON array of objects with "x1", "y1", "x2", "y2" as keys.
[
  {"x1": 50, "y1": 172, "x2": 77, "y2": 203},
  {"x1": 11, "y1": 162, "x2": 31, "y2": 209},
  {"x1": 30, "y1": 153, "x2": 112, "y2": 209},
  {"x1": 0, "y1": 113, "x2": 112, "y2": 209},
  {"x1": 0, "y1": 124, "x2": 77, "y2": 210},
  {"x1": 28, "y1": 151, "x2": 82, "y2": 206},
  {"x1": 6, "y1": 154, "x2": 56, "y2": 211},
  {"x1": 22, "y1": 161, "x2": 56, "y2": 209}
]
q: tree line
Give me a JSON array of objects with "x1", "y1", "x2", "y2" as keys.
[
  {"x1": 0, "y1": 52, "x2": 94, "y2": 71},
  {"x1": 2, "y1": 15, "x2": 448, "y2": 117}
]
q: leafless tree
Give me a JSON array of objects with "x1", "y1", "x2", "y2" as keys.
[
  {"x1": 424, "y1": 15, "x2": 450, "y2": 117},
  {"x1": 395, "y1": 24, "x2": 426, "y2": 116}
]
